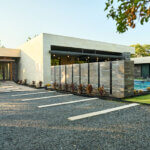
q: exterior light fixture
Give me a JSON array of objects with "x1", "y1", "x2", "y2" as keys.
[
  {"x1": 53, "y1": 54, "x2": 56, "y2": 57},
  {"x1": 67, "y1": 55, "x2": 70, "y2": 58}
]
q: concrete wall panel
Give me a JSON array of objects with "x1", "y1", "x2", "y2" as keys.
[
  {"x1": 61, "y1": 65, "x2": 66, "y2": 84},
  {"x1": 90, "y1": 62, "x2": 98, "y2": 88},
  {"x1": 66, "y1": 64, "x2": 72, "y2": 84},
  {"x1": 55, "y1": 65, "x2": 60, "y2": 84},
  {"x1": 73, "y1": 64, "x2": 79, "y2": 85},
  {"x1": 81, "y1": 63, "x2": 88, "y2": 85},
  {"x1": 51, "y1": 66, "x2": 55, "y2": 83},
  {"x1": 100, "y1": 62, "x2": 110, "y2": 94}
]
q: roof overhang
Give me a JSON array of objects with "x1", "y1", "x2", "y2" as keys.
[
  {"x1": 43, "y1": 33, "x2": 135, "y2": 54},
  {"x1": 0, "y1": 48, "x2": 21, "y2": 58},
  {"x1": 131, "y1": 56, "x2": 150, "y2": 64}
]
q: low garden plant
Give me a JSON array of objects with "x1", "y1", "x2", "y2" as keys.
[
  {"x1": 86, "y1": 84, "x2": 93, "y2": 94},
  {"x1": 78, "y1": 84, "x2": 83, "y2": 94},
  {"x1": 70, "y1": 83, "x2": 75, "y2": 93},
  {"x1": 98, "y1": 86, "x2": 106, "y2": 96},
  {"x1": 39, "y1": 81, "x2": 42, "y2": 87}
]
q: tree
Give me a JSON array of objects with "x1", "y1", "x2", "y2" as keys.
[
  {"x1": 105, "y1": 0, "x2": 150, "y2": 33},
  {"x1": 26, "y1": 34, "x2": 38, "y2": 42},
  {"x1": 0, "y1": 40, "x2": 5, "y2": 48},
  {"x1": 131, "y1": 44, "x2": 150, "y2": 57}
]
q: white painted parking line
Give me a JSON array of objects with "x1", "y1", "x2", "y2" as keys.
[
  {"x1": 38, "y1": 98, "x2": 98, "y2": 108},
  {"x1": 12, "y1": 91, "x2": 55, "y2": 96},
  {"x1": 22, "y1": 94, "x2": 73, "y2": 101},
  {"x1": 68, "y1": 103, "x2": 139, "y2": 121}
]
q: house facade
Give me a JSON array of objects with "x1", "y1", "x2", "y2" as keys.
[
  {"x1": 131, "y1": 56, "x2": 150, "y2": 79},
  {"x1": 0, "y1": 33, "x2": 134, "y2": 86}
]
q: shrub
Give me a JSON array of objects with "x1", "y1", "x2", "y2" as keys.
[
  {"x1": 78, "y1": 84, "x2": 83, "y2": 94},
  {"x1": 86, "y1": 84, "x2": 93, "y2": 94},
  {"x1": 98, "y1": 86, "x2": 105, "y2": 96},
  {"x1": 32, "y1": 81, "x2": 35, "y2": 86},
  {"x1": 58, "y1": 84, "x2": 62, "y2": 90},
  {"x1": 23, "y1": 79, "x2": 27, "y2": 85},
  {"x1": 134, "y1": 90, "x2": 138, "y2": 95},
  {"x1": 39, "y1": 81, "x2": 42, "y2": 87},
  {"x1": 138, "y1": 90, "x2": 143, "y2": 94},
  {"x1": 53, "y1": 82, "x2": 57, "y2": 89},
  {"x1": 65, "y1": 83, "x2": 69, "y2": 91},
  {"x1": 147, "y1": 87, "x2": 150, "y2": 91},
  {"x1": 70, "y1": 83, "x2": 75, "y2": 93}
]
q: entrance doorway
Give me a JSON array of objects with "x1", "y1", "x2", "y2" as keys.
[{"x1": 0, "y1": 62, "x2": 12, "y2": 80}]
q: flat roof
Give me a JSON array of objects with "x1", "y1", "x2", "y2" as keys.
[
  {"x1": 0, "y1": 48, "x2": 21, "y2": 58},
  {"x1": 131, "y1": 56, "x2": 150, "y2": 64},
  {"x1": 43, "y1": 33, "x2": 135, "y2": 54}
]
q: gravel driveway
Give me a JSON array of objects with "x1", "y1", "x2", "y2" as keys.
[{"x1": 0, "y1": 82, "x2": 150, "y2": 150}]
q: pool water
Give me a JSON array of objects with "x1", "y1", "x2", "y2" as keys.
[{"x1": 134, "y1": 80, "x2": 150, "y2": 90}]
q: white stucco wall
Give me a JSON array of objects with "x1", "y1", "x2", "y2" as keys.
[
  {"x1": 131, "y1": 56, "x2": 150, "y2": 64},
  {"x1": 18, "y1": 34, "x2": 44, "y2": 85},
  {"x1": 43, "y1": 33, "x2": 134, "y2": 54}
]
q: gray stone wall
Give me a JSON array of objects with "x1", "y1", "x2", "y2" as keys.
[
  {"x1": 112, "y1": 61, "x2": 125, "y2": 98},
  {"x1": 134, "y1": 64, "x2": 141, "y2": 78},
  {"x1": 89, "y1": 62, "x2": 98, "y2": 89},
  {"x1": 124, "y1": 61, "x2": 134, "y2": 97},
  {"x1": 51, "y1": 60, "x2": 134, "y2": 98},
  {"x1": 100, "y1": 62, "x2": 110, "y2": 94},
  {"x1": 66, "y1": 64, "x2": 72, "y2": 84},
  {"x1": 55, "y1": 65, "x2": 60, "y2": 84},
  {"x1": 61, "y1": 65, "x2": 65, "y2": 84},
  {"x1": 73, "y1": 64, "x2": 79, "y2": 85},
  {"x1": 51, "y1": 66, "x2": 55, "y2": 83},
  {"x1": 81, "y1": 63, "x2": 88, "y2": 85}
]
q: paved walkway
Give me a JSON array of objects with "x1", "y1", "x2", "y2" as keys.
[{"x1": 0, "y1": 81, "x2": 37, "y2": 93}]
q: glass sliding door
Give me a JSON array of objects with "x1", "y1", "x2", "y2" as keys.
[
  {"x1": 0, "y1": 62, "x2": 10, "y2": 80},
  {"x1": 0, "y1": 63, "x2": 3, "y2": 80}
]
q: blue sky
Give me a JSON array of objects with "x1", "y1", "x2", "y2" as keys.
[{"x1": 0, "y1": 0, "x2": 150, "y2": 48}]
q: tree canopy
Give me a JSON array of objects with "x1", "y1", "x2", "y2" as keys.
[
  {"x1": 131, "y1": 44, "x2": 150, "y2": 57},
  {"x1": 0, "y1": 40, "x2": 5, "y2": 48},
  {"x1": 105, "y1": 0, "x2": 150, "y2": 33}
]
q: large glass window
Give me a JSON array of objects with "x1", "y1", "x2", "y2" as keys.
[{"x1": 0, "y1": 62, "x2": 10, "y2": 80}]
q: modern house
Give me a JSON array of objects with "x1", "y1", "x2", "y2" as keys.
[
  {"x1": 0, "y1": 33, "x2": 134, "y2": 85},
  {"x1": 0, "y1": 48, "x2": 20, "y2": 81},
  {"x1": 131, "y1": 56, "x2": 150, "y2": 78}
]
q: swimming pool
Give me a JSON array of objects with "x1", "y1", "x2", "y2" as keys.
[{"x1": 134, "y1": 80, "x2": 150, "y2": 90}]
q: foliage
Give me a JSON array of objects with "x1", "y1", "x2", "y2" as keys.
[
  {"x1": 147, "y1": 87, "x2": 150, "y2": 91},
  {"x1": 53, "y1": 82, "x2": 57, "y2": 89},
  {"x1": 0, "y1": 40, "x2": 5, "y2": 48},
  {"x1": 18, "y1": 80, "x2": 22, "y2": 84},
  {"x1": 138, "y1": 90, "x2": 143, "y2": 94},
  {"x1": 65, "y1": 83, "x2": 69, "y2": 91},
  {"x1": 23, "y1": 79, "x2": 27, "y2": 85},
  {"x1": 78, "y1": 84, "x2": 83, "y2": 94},
  {"x1": 98, "y1": 86, "x2": 106, "y2": 96},
  {"x1": 26, "y1": 34, "x2": 38, "y2": 42},
  {"x1": 131, "y1": 44, "x2": 150, "y2": 57},
  {"x1": 105, "y1": 0, "x2": 150, "y2": 33},
  {"x1": 70, "y1": 83, "x2": 75, "y2": 92},
  {"x1": 134, "y1": 89, "x2": 138, "y2": 95},
  {"x1": 39, "y1": 81, "x2": 43, "y2": 87},
  {"x1": 86, "y1": 84, "x2": 93, "y2": 94},
  {"x1": 58, "y1": 84, "x2": 62, "y2": 90},
  {"x1": 51, "y1": 58, "x2": 60, "y2": 66}
]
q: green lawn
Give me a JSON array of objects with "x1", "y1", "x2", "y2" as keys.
[{"x1": 124, "y1": 94, "x2": 150, "y2": 104}]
